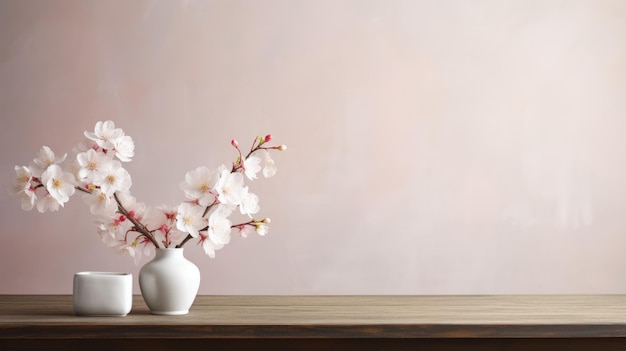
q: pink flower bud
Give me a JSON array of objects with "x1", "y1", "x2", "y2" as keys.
[
  {"x1": 264, "y1": 134, "x2": 272, "y2": 143},
  {"x1": 231, "y1": 139, "x2": 239, "y2": 148}
]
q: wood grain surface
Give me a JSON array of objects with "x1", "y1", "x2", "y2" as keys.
[{"x1": 2, "y1": 295, "x2": 626, "y2": 350}]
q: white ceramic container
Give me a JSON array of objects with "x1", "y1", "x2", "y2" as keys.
[
  {"x1": 139, "y1": 248, "x2": 200, "y2": 315},
  {"x1": 73, "y1": 272, "x2": 133, "y2": 316}
]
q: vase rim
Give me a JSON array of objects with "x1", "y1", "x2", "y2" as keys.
[
  {"x1": 153, "y1": 247, "x2": 185, "y2": 257},
  {"x1": 75, "y1": 271, "x2": 131, "y2": 276}
]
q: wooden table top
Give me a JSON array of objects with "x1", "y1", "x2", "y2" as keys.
[{"x1": 2, "y1": 295, "x2": 626, "y2": 339}]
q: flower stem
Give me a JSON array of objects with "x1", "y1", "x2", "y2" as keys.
[
  {"x1": 74, "y1": 186, "x2": 91, "y2": 194},
  {"x1": 113, "y1": 192, "x2": 160, "y2": 248},
  {"x1": 176, "y1": 234, "x2": 193, "y2": 248}
]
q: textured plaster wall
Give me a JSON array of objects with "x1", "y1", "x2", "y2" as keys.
[{"x1": 1, "y1": 0, "x2": 626, "y2": 294}]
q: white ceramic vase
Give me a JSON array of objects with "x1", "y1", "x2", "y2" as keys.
[{"x1": 139, "y1": 248, "x2": 200, "y2": 315}]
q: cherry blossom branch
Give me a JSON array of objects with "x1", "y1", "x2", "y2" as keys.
[
  {"x1": 176, "y1": 225, "x2": 209, "y2": 248},
  {"x1": 243, "y1": 136, "x2": 266, "y2": 161},
  {"x1": 74, "y1": 186, "x2": 91, "y2": 194},
  {"x1": 232, "y1": 218, "x2": 270, "y2": 229},
  {"x1": 75, "y1": 184, "x2": 163, "y2": 248},
  {"x1": 113, "y1": 192, "x2": 160, "y2": 248},
  {"x1": 177, "y1": 218, "x2": 265, "y2": 249},
  {"x1": 10, "y1": 121, "x2": 286, "y2": 262},
  {"x1": 230, "y1": 135, "x2": 285, "y2": 173},
  {"x1": 232, "y1": 219, "x2": 256, "y2": 228},
  {"x1": 176, "y1": 234, "x2": 194, "y2": 248}
]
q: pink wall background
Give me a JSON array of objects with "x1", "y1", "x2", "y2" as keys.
[{"x1": 2, "y1": 0, "x2": 626, "y2": 294}]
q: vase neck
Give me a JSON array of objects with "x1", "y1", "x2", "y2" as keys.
[{"x1": 154, "y1": 248, "x2": 184, "y2": 259}]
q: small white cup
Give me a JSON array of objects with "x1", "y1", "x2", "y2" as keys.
[{"x1": 73, "y1": 272, "x2": 132, "y2": 316}]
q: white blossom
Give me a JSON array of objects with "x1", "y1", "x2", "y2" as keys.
[
  {"x1": 200, "y1": 235, "x2": 225, "y2": 258},
  {"x1": 92, "y1": 160, "x2": 132, "y2": 196},
  {"x1": 41, "y1": 164, "x2": 75, "y2": 206},
  {"x1": 30, "y1": 146, "x2": 67, "y2": 177},
  {"x1": 239, "y1": 190, "x2": 260, "y2": 217},
  {"x1": 16, "y1": 189, "x2": 37, "y2": 211},
  {"x1": 97, "y1": 222, "x2": 117, "y2": 246},
  {"x1": 142, "y1": 207, "x2": 174, "y2": 246},
  {"x1": 238, "y1": 225, "x2": 255, "y2": 238},
  {"x1": 97, "y1": 214, "x2": 132, "y2": 242},
  {"x1": 175, "y1": 202, "x2": 206, "y2": 238},
  {"x1": 35, "y1": 193, "x2": 61, "y2": 213},
  {"x1": 262, "y1": 150, "x2": 277, "y2": 178},
  {"x1": 243, "y1": 156, "x2": 262, "y2": 180},
  {"x1": 118, "y1": 244, "x2": 142, "y2": 265},
  {"x1": 154, "y1": 205, "x2": 185, "y2": 245},
  {"x1": 113, "y1": 135, "x2": 135, "y2": 162},
  {"x1": 83, "y1": 189, "x2": 116, "y2": 216},
  {"x1": 84, "y1": 120, "x2": 124, "y2": 150},
  {"x1": 114, "y1": 191, "x2": 137, "y2": 210},
  {"x1": 207, "y1": 205, "x2": 232, "y2": 245},
  {"x1": 77, "y1": 148, "x2": 110, "y2": 181},
  {"x1": 180, "y1": 166, "x2": 218, "y2": 206},
  {"x1": 9, "y1": 166, "x2": 32, "y2": 196},
  {"x1": 9, "y1": 166, "x2": 37, "y2": 211},
  {"x1": 215, "y1": 169, "x2": 246, "y2": 206},
  {"x1": 72, "y1": 140, "x2": 97, "y2": 154}
]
